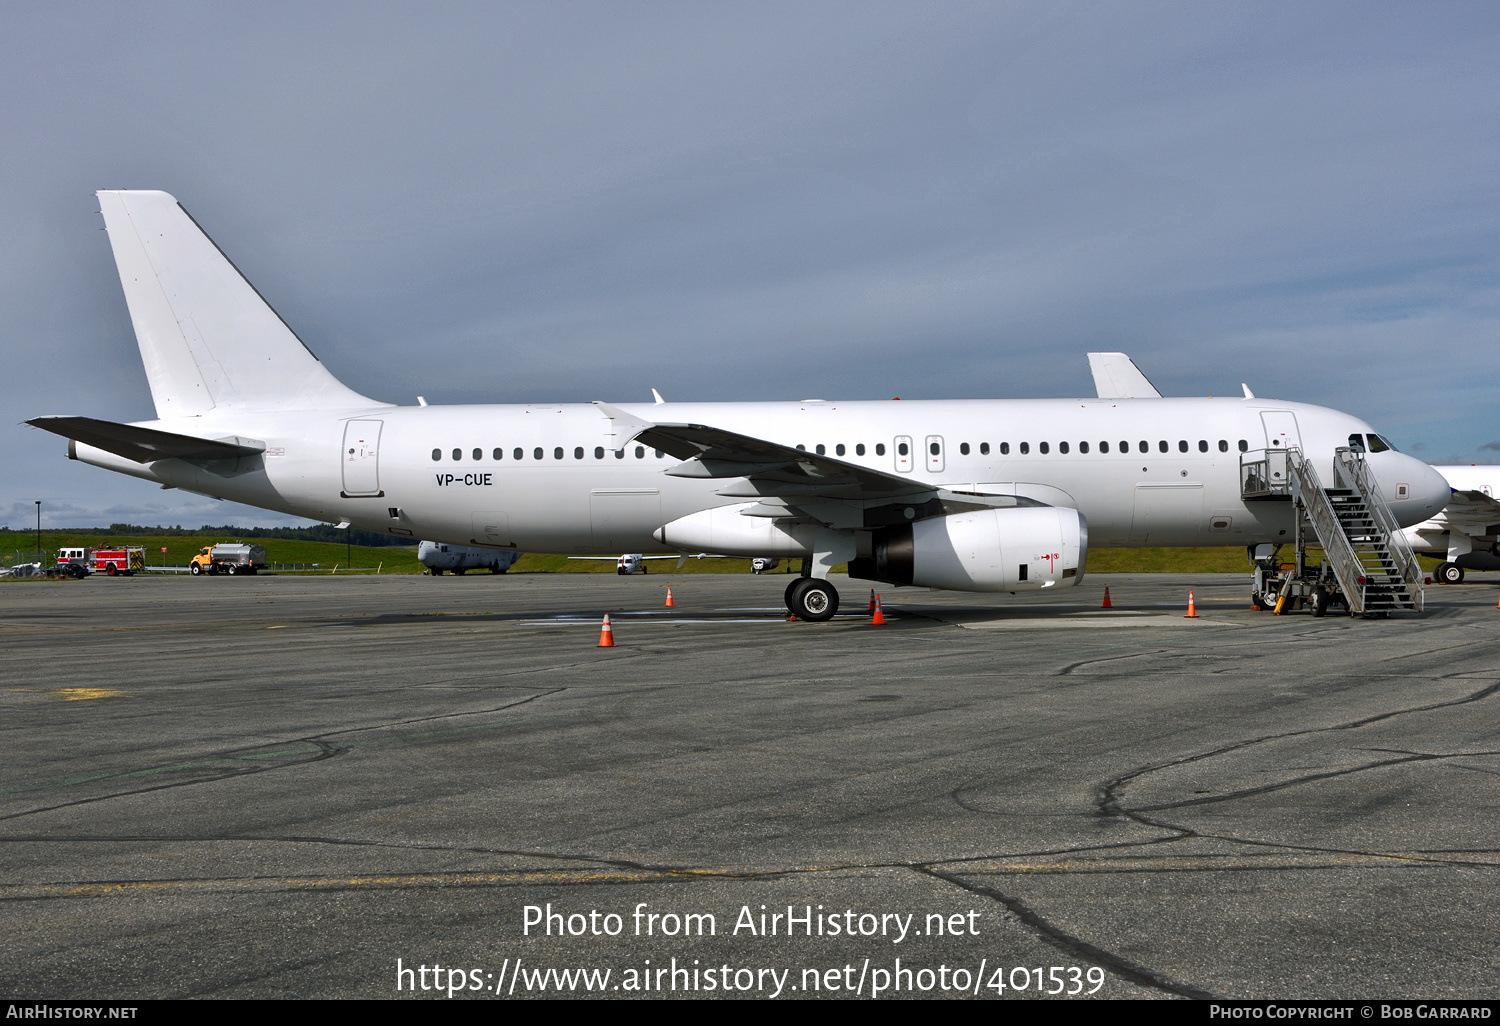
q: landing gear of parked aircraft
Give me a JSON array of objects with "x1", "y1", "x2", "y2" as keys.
[
  {"x1": 785, "y1": 578, "x2": 840, "y2": 621},
  {"x1": 1435, "y1": 562, "x2": 1465, "y2": 584}
]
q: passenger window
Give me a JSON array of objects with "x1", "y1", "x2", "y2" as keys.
[
  {"x1": 836, "y1": 443, "x2": 846, "y2": 456},
  {"x1": 554, "y1": 447, "x2": 564, "y2": 459},
  {"x1": 796, "y1": 444, "x2": 806, "y2": 451},
  {"x1": 635, "y1": 446, "x2": 645, "y2": 458},
  {"x1": 1120, "y1": 440, "x2": 1129, "y2": 453},
  {"x1": 959, "y1": 442, "x2": 969, "y2": 455},
  {"x1": 614, "y1": 449, "x2": 624, "y2": 459},
  {"x1": 654, "y1": 450, "x2": 663, "y2": 459},
  {"x1": 1178, "y1": 440, "x2": 1188, "y2": 453},
  {"x1": 1159, "y1": 440, "x2": 1169, "y2": 453},
  {"x1": 876, "y1": 443, "x2": 886, "y2": 456},
  {"x1": 1139, "y1": 441, "x2": 1149, "y2": 453},
  {"x1": 493, "y1": 448, "x2": 503, "y2": 460},
  {"x1": 1218, "y1": 440, "x2": 1228, "y2": 452},
  {"x1": 1198, "y1": 440, "x2": 1207, "y2": 452},
  {"x1": 1020, "y1": 442, "x2": 1030, "y2": 455},
  {"x1": 533, "y1": 447, "x2": 543, "y2": 460},
  {"x1": 473, "y1": 448, "x2": 482, "y2": 461},
  {"x1": 452, "y1": 448, "x2": 462, "y2": 461},
  {"x1": 980, "y1": 442, "x2": 990, "y2": 455},
  {"x1": 1040, "y1": 442, "x2": 1050, "y2": 454},
  {"x1": 856, "y1": 443, "x2": 866, "y2": 456},
  {"x1": 1100, "y1": 441, "x2": 1109, "y2": 454},
  {"x1": 816, "y1": 444, "x2": 826, "y2": 455},
  {"x1": 574, "y1": 447, "x2": 584, "y2": 459},
  {"x1": 1079, "y1": 441, "x2": 1089, "y2": 454},
  {"x1": 1059, "y1": 441, "x2": 1069, "y2": 454},
  {"x1": 431, "y1": 448, "x2": 441, "y2": 461},
  {"x1": 594, "y1": 446, "x2": 604, "y2": 459},
  {"x1": 999, "y1": 442, "x2": 1009, "y2": 455},
  {"x1": 514, "y1": 448, "x2": 524, "y2": 460},
  {"x1": 1238, "y1": 439, "x2": 1248, "y2": 452},
  {"x1": 898, "y1": 442, "x2": 909, "y2": 456}
]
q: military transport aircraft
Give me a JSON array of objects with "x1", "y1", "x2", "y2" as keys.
[{"x1": 28, "y1": 191, "x2": 1451, "y2": 621}]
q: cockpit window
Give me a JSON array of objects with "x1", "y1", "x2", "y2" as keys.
[
  {"x1": 1348, "y1": 434, "x2": 1366, "y2": 453},
  {"x1": 1366, "y1": 434, "x2": 1396, "y2": 453}
]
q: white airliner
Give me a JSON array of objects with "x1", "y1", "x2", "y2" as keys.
[
  {"x1": 417, "y1": 540, "x2": 521, "y2": 575},
  {"x1": 28, "y1": 191, "x2": 1451, "y2": 620},
  {"x1": 569, "y1": 553, "x2": 679, "y2": 574},
  {"x1": 1401, "y1": 465, "x2": 1500, "y2": 584}
]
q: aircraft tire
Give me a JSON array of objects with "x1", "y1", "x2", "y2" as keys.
[
  {"x1": 792, "y1": 579, "x2": 839, "y2": 622},
  {"x1": 785, "y1": 577, "x2": 810, "y2": 610},
  {"x1": 617, "y1": 568, "x2": 627, "y2": 575},
  {"x1": 1311, "y1": 587, "x2": 1330, "y2": 617},
  {"x1": 1437, "y1": 562, "x2": 1464, "y2": 585}
]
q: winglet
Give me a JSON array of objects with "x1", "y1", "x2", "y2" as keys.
[
  {"x1": 651, "y1": 388, "x2": 666, "y2": 404},
  {"x1": 593, "y1": 401, "x2": 654, "y2": 445},
  {"x1": 1242, "y1": 383, "x2": 1255, "y2": 399},
  {"x1": 1087, "y1": 353, "x2": 1162, "y2": 399}
]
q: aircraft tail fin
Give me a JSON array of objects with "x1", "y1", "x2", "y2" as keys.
[
  {"x1": 1087, "y1": 352, "x2": 1162, "y2": 399},
  {"x1": 97, "y1": 190, "x2": 379, "y2": 416}
]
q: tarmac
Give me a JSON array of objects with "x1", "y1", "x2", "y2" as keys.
[{"x1": 2, "y1": 570, "x2": 1497, "y2": 1000}]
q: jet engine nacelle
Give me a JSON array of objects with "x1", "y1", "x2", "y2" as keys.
[{"x1": 849, "y1": 507, "x2": 1087, "y2": 592}]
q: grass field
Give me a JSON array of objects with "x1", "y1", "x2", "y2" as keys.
[{"x1": 1, "y1": 531, "x2": 1447, "y2": 576}]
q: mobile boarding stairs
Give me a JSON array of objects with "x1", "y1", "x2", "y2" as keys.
[{"x1": 1240, "y1": 446, "x2": 1424, "y2": 617}]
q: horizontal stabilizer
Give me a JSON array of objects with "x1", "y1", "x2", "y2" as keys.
[
  {"x1": 27, "y1": 415, "x2": 264, "y2": 464},
  {"x1": 1088, "y1": 352, "x2": 1162, "y2": 399}
]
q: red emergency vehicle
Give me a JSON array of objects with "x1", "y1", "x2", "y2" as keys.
[{"x1": 56, "y1": 547, "x2": 145, "y2": 576}]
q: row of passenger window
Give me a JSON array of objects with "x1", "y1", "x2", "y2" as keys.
[
  {"x1": 434, "y1": 438, "x2": 1257, "y2": 462},
  {"x1": 432, "y1": 447, "x2": 665, "y2": 461},
  {"x1": 796, "y1": 439, "x2": 1252, "y2": 456}
]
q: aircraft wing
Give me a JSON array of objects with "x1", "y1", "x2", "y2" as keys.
[
  {"x1": 594, "y1": 402, "x2": 1047, "y2": 528},
  {"x1": 27, "y1": 416, "x2": 266, "y2": 463},
  {"x1": 1087, "y1": 353, "x2": 1162, "y2": 399},
  {"x1": 1437, "y1": 489, "x2": 1500, "y2": 535},
  {"x1": 596, "y1": 402, "x2": 935, "y2": 501}
]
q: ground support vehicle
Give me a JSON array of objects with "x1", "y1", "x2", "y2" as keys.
[{"x1": 189, "y1": 544, "x2": 268, "y2": 576}]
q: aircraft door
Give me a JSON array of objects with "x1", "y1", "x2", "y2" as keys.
[
  {"x1": 591, "y1": 488, "x2": 663, "y2": 550},
  {"x1": 894, "y1": 436, "x2": 913, "y2": 473},
  {"x1": 341, "y1": 419, "x2": 383, "y2": 496},
  {"x1": 1260, "y1": 411, "x2": 1301, "y2": 452},
  {"x1": 925, "y1": 435, "x2": 945, "y2": 473}
]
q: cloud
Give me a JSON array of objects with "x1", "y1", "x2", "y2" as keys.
[{"x1": 2, "y1": 3, "x2": 1498, "y2": 522}]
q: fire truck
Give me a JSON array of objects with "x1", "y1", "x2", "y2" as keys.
[{"x1": 57, "y1": 546, "x2": 146, "y2": 576}]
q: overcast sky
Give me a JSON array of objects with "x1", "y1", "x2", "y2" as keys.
[{"x1": 3, "y1": 1, "x2": 1497, "y2": 528}]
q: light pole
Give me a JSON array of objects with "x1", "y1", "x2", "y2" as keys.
[{"x1": 35, "y1": 501, "x2": 41, "y2": 561}]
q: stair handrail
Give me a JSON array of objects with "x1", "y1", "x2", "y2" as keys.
[
  {"x1": 1287, "y1": 448, "x2": 1371, "y2": 613},
  {"x1": 1332, "y1": 447, "x2": 1425, "y2": 611}
]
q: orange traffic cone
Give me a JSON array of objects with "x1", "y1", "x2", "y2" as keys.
[
  {"x1": 868, "y1": 589, "x2": 877, "y2": 612},
  {"x1": 1184, "y1": 591, "x2": 1199, "y2": 618},
  {"x1": 1102, "y1": 586, "x2": 1112, "y2": 609},
  {"x1": 871, "y1": 594, "x2": 886, "y2": 625},
  {"x1": 664, "y1": 587, "x2": 674, "y2": 608},
  {"x1": 598, "y1": 614, "x2": 616, "y2": 647}
]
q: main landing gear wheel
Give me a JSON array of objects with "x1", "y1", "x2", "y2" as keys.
[
  {"x1": 787, "y1": 578, "x2": 839, "y2": 622},
  {"x1": 1436, "y1": 562, "x2": 1465, "y2": 584}
]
